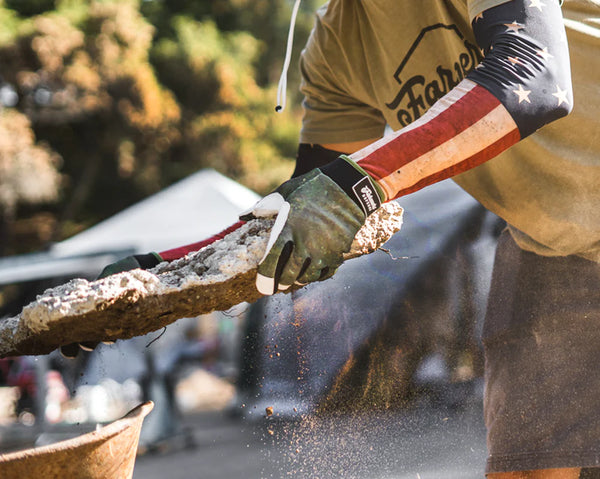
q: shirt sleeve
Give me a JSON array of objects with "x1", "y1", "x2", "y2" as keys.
[
  {"x1": 347, "y1": 0, "x2": 572, "y2": 201},
  {"x1": 299, "y1": 54, "x2": 387, "y2": 144},
  {"x1": 467, "y1": 0, "x2": 572, "y2": 137},
  {"x1": 298, "y1": 9, "x2": 387, "y2": 145}
]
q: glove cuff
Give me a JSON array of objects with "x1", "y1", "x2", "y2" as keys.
[
  {"x1": 320, "y1": 155, "x2": 385, "y2": 216},
  {"x1": 133, "y1": 252, "x2": 163, "y2": 269}
]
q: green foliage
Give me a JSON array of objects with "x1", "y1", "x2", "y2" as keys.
[
  {"x1": 151, "y1": 15, "x2": 299, "y2": 192},
  {"x1": 0, "y1": 5, "x2": 21, "y2": 46},
  {"x1": 4, "y1": 0, "x2": 56, "y2": 18},
  {"x1": 0, "y1": 0, "x2": 316, "y2": 256}
]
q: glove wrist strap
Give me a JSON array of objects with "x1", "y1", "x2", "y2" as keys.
[
  {"x1": 133, "y1": 252, "x2": 163, "y2": 269},
  {"x1": 320, "y1": 155, "x2": 385, "y2": 216}
]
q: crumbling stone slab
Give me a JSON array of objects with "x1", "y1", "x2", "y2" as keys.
[{"x1": 0, "y1": 203, "x2": 403, "y2": 357}]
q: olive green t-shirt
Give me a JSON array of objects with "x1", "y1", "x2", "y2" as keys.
[{"x1": 299, "y1": 0, "x2": 600, "y2": 262}]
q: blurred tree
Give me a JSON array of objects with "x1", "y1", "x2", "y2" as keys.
[
  {"x1": 143, "y1": 0, "x2": 320, "y2": 191},
  {"x1": 140, "y1": 0, "x2": 319, "y2": 87},
  {"x1": 0, "y1": 0, "x2": 181, "y2": 243},
  {"x1": 4, "y1": 0, "x2": 56, "y2": 18},
  {"x1": 0, "y1": 109, "x2": 61, "y2": 254},
  {"x1": 151, "y1": 16, "x2": 298, "y2": 192},
  {"x1": 0, "y1": 0, "x2": 317, "y2": 256}
]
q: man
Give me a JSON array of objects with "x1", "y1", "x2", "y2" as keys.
[{"x1": 241, "y1": 0, "x2": 600, "y2": 477}]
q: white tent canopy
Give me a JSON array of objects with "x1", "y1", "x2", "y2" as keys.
[
  {"x1": 0, "y1": 169, "x2": 260, "y2": 285},
  {"x1": 52, "y1": 169, "x2": 260, "y2": 257}
]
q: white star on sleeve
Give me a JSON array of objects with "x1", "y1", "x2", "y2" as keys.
[
  {"x1": 528, "y1": 0, "x2": 546, "y2": 11},
  {"x1": 552, "y1": 85, "x2": 569, "y2": 106},
  {"x1": 504, "y1": 21, "x2": 524, "y2": 34},
  {"x1": 513, "y1": 85, "x2": 532, "y2": 103},
  {"x1": 536, "y1": 47, "x2": 553, "y2": 61}
]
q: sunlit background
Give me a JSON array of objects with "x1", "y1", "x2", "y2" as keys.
[{"x1": 0, "y1": 1, "x2": 497, "y2": 478}]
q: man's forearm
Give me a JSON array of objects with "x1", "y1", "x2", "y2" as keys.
[{"x1": 350, "y1": 79, "x2": 520, "y2": 200}]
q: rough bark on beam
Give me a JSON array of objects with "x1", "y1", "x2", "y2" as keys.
[{"x1": 0, "y1": 203, "x2": 403, "y2": 357}]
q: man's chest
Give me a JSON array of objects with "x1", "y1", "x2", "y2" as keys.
[{"x1": 348, "y1": 0, "x2": 482, "y2": 128}]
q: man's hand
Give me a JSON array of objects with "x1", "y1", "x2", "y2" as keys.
[
  {"x1": 241, "y1": 156, "x2": 385, "y2": 295},
  {"x1": 59, "y1": 252, "x2": 163, "y2": 359},
  {"x1": 97, "y1": 252, "x2": 163, "y2": 279}
]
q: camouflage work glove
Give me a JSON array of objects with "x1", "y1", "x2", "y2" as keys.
[
  {"x1": 59, "y1": 252, "x2": 163, "y2": 358},
  {"x1": 97, "y1": 252, "x2": 163, "y2": 279},
  {"x1": 241, "y1": 155, "x2": 385, "y2": 295}
]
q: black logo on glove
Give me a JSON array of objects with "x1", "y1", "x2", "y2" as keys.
[{"x1": 352, "y1": 176, "x2": 381, "y2": 216}]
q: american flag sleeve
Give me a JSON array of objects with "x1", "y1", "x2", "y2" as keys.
[{"x1": 349, "y1": 0, "x2": 572, "y2": 201}]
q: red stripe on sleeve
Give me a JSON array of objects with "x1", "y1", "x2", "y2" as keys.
[
  {"x1": 159, "y1": 220, "x2": 246, "y2": 262},
  {"x1": 359, "y1": 84, "x2": 502, "y2": 183},
  {"x1": 392, "y1": 128, "x2": 521, "y2": 198}
]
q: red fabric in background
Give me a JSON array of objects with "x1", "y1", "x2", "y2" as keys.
[{"x1": 159, "y1": 220, "x2": 246, "y2": 261}]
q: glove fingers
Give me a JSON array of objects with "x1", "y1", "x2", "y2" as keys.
[
  {"x1": 60, "y1": 343, "x2": 80, "y2": 359},
  {"x1": 239, "y1": 192, "x2": 285, "y2": 221},
  {"x1": 294, "y1": 257, "x2": 313, "y2": 285},
  {"x1": 319, "y1": 266, "x2": 336, "y2": 281},
  {"x1": 277, "y1": 244, "x2": 311, "y2": 289},
  {"x1": 256, "y1": 202, "x2": 292, "y2": 295},
  {"x1": 297, "y1": 260, "x2": 338, "y2": 284},
  {"x1": 79, "y1": 341, "x2": 99, "y2": 352},
  {"x1": 257, "y1": 236, "x2": 293, "y2": 295},
  {"x1": 98, "y1": 256, "x2": 141, "y2": 279}
]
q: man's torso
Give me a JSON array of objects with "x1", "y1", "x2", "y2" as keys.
[{"x1": 300, "y1": 0, "x2": 600, "y2": 261}]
